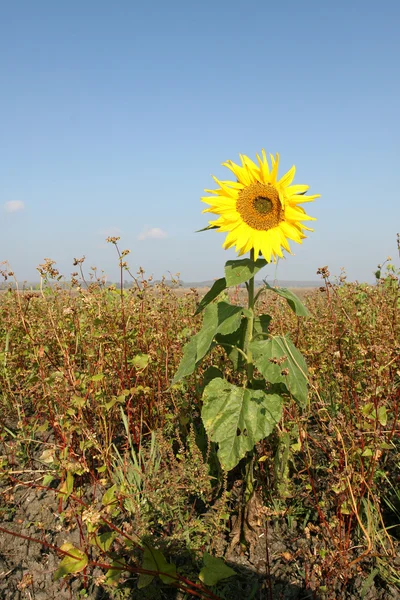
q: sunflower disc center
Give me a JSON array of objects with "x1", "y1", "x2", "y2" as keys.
[
  {"x1": 254, "y1": 196, "x2": 273, "y2": 215},
  {"x1": 236, "y1": 182, "x2": 284, "y2": 231}
]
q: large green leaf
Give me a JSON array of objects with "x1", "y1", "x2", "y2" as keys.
[
  {"x1": 138, "y1": 546, "x2": 177, "y2": 589},
  {"x1": 250, "y1": 335, "x2": 308, "y2": 405},
  {"x1": 195, "y1": 277, "x2": 227, "y2": 315},
  {"x1": 201, "y1": 378, "x2": 283, "y2": 470},
  {"x1": 225, "y1": 258, "x2": 267, "y2": 287},
  {"x1": 264, "y1": 283, "x2": 309, "y2": 317},
  {"x1": 173, "y1": 302, "x2": 243, "y2": 383},
  {"x1": 199, "y1": 552, "x2": 236, "y2": 586}
]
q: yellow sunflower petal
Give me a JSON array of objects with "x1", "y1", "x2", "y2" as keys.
[
  {"x1": 256, "y1": 149, "x2": 271, "y2": 183},
  {"x1": 211, "y1": 177, "x2": 239, "y2": 198},
  {"x1": 268, "y1": 228, "x2": 284, "y2": 258},
  {"x1": 261, "y1": 237, "x2": 274, "y2": 262},
  {"x1": 285, "y1": 205, "x2": 316, "y2": 222},
  {"x1": 223, "y1": 237, "x2": 237, "y2": 250},
  {"x1": 280, "y1": 221, "x2": 304, "y2": 243},
  {"x1": 222, "y1": 160, "x2": 252, "y2": 186},
  {"x1": 292, "y1": 193, "x2": 321, "y2": 203},
  {"x1": 223, "y1": 228, "x2": 241, "y2": 248},
  {"x1": 278, "y1": 165, "x2": 296, "y2": 188},
  {"x1": 270, "y1": 153, "x2": 280, "y2": 183},
  {"x1": 241, "y1": 154, "x2": 262, "y2": 183},
  {"x1": 252, "y1": 230, "x2": 264, "y2": 259},
  {"x1": 201, "y1": 197, "x2": 236, "y2": 210},
  {"x1": 232, "y1": 226, "x2": 250, "y2": 250},
  {"x1": 279, "y1": 229, "x2": 292, "y2": 253},
  {"x1": 286, "y1": 184, "x2": 309, "y2": 196},
  {"x1": 218, "y1": 180, "x2": 245, "y2": 190}
]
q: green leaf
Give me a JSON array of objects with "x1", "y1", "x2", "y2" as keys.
[
  {"x1": 225, "y1": 258, "x2": 267, "y2": 287},
  {"x1": 264, "y1": 283, "x2": 309, "y2": 317},
  {"x1": 131, "y1": 353, "x2": 149, "y2": 370},
  {"x1": 42, "y1": 474, "x2": 54, "y2": 486},
  {"x1": 172, "y1": 337, "x2": 198, "y2": 383},
  {"x1": 253, "y1": 314, "x2": 272, "y2": 339},
  {"x1": 196, "y1": 224, "x2": 219, "y2": 232},
  {"x1": 138, "y1": 545, "x2": 177, "y2": 589},
  {"x1": 173, "y1": 302, "x2": 243, "y2": 383},
  {"x1": 201, "y1": 378, "x2": 283, "y2": 470},
  {"x1": 199, "y1": 552, "x2": 236, "y2": 586},
  {"x1": 105, "y1": 395, "x2": 126, "y2": 411},
  {"x1": 54, "y1": 543, "x2": 88, "y2": 580},
  {"x1": 105, "y1": 560, "x2": 125, "y2": 585},
  {"x1": 215, "y1": 318, "x2": 247, "y2": 371},
  {"x1": 202, "y1": 366, "x2": 223, "y2": 389},
  {"x1": 71, "y1": 395, "x2": 85, "y2": 408},
  {"x1": 102, "y1": 484, "x2": 117, "y2": 507},
  {"x1": 91, "y1": 373, "x2": 104, "y2": 382},
  {"x1": 58, "y1": 471, "x2": 74, "y2": 501},
  {"x1": 250, "y1": 335, "x2": 308, "y2": 406},
  {"x1": 195, "y1": 302, "x2": 243, "y2": 361},
  {"x1": 93, "y1": 531, "x2": 116, "y2": 552},
  {"x1": 195, "y1": 277, "x2": 227, "y2": 315},
  {"x1": 377, "y1": 406, "x2": 387, "y2": 426},
  {"x1": 361, "y1": 402, "x2": 375, "y2": 419},
  {"x1": 361, "y1": 448, "x2": 373, "y2": 457}
]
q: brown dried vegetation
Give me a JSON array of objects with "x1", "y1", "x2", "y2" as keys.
[{"x1": 0, "y1": 249, "x2": 399, "y2": 599}]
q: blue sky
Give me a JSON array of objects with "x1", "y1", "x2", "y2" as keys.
[{"x1": 1, "y1": 0, "x2": 399, "y2": 284}]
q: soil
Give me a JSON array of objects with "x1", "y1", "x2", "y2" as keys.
[{"x1": 1, "y1": 474, "x2": 399, "y2": 600}]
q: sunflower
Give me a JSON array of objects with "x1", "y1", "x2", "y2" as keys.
[{"x1": 201, "y1": 150, "x2": 319, "y2": 263}]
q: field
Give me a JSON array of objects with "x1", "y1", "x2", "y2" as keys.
[{"x1": 0, "y1": 261, "x2": 399, "y2": 600}]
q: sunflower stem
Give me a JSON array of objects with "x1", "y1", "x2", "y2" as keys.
[
  {"x1": 242, "y1": 250, "x2": 256, "y2": 506},
  {"x1": 244, "y1": 249, "x2": 256, "y2": 387}
]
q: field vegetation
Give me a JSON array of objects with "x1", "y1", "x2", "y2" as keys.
[{"x1": 0, "y1": 246, "x2": 399, "y2": 599}]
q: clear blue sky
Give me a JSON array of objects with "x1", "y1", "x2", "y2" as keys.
[{"x1": 1, "y1": 0, "x2": 399, "y2": 284}]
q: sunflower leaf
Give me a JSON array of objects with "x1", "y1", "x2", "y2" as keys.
[
  {"x1": 250, "y1": 335, "x2": 308, "y2": 406},
  {"x1": 196, "y1": 224, "x2": 219, "y2": 232},
  {"x1": 215, "y1": 319, "x2": 247, "y2": 371},
  {"x1": 263, "y1": 283, "x2": 309, "y2": 317},
  {"x1": 173, "y1": 302, "x2": 243, "y2": 383},
  {"x1": 253, "y1": 314, "x2": 272, "y2": 339},
  {"x1": 195, "y1": 277, "x2": 227, "y2": 315},
  {"x1": 201, "y1": 378, "x2": 283, "y2": 470},
  {"x1": 172, "y1": 337, "x2": 198, "y2": 383},
  {"x1": 202, "y1": 366, "x2": 223, "y2": 390},
  {"x1": 225, "y1": 258, "x2": 268, "y2": 287},
  {"x1": 197, "y1": 302, "x2": 243, "y2": 356}
]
